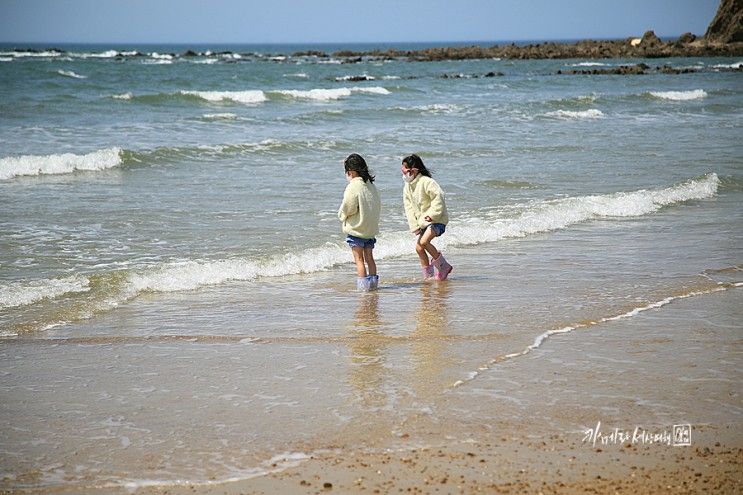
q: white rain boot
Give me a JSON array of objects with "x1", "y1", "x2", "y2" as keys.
[
  {"x1": 432, "y1": 253, "x2": 453, "y2": 281},
  {"x1": 367, "y1": 275, "x2": 379, "y2": 291},
  {"x1": 357, "y1": 277, "x2": 371, "y2": 291},
  {"x1": 422, "y1": 265, "x2": 435, "y2": 280}
]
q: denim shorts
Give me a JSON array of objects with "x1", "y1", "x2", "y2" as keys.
[
  {"x1": 420, "y1": 223, "x2": 446, "y2": 237},
  {"x1": 346, "y1": 235, "x2": 376, "y2": 249}
]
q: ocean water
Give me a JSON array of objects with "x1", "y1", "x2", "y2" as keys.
[{"x1": 0, "y1": 44, "x2": 741, "y2": 491}]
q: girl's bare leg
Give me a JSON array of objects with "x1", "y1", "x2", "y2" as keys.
[
  {"x1": 417, "y1": 227, "x2": 439, "y2": 265},
  {"x1": 351, "y1": 247, "x2": 367, "y2": 277},
  {"x1": 363, "y1": 247, "x2": 376, "y2": 276}
]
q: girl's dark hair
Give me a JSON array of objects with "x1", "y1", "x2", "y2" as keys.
[
  {"x1": 344, "y1": 153, "x2": 375, "y2": 183},
  {"x1": 402, "y1": 154, "x2": 432, "y2": 177}
]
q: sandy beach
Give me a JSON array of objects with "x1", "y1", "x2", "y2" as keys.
[{"x1": 35, "y1": 283, "x2": 736, "y2": 495}]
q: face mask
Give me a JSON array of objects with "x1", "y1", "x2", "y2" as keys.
[
  {"x1": 402, "y1": 171, "x2": 414, "y2": 183},
  {"x1": 346, "y1": 173, "x2": 353, "y2": 182}
]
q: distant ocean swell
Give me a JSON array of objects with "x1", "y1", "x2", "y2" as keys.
[
  {"x1": 1, "y1": 174, "x2": 719, "y2": 334},
  {"x1": 0, "y1": 139, "x2": 353, "y2": 180},
  {"x1": 112, "y1": 87, "x2": 714, "y2": 105},
  {"x1": 113, "y1": 86, "x2": 391, "y2": 105}
]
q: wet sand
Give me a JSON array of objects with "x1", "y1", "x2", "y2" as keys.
[{"x1": 132, "y1": 286, "x2": 742, "y2": 495}]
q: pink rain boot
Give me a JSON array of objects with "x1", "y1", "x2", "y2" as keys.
[
  {"x1": 432, "y1": 253, "x2": 453, "y2": 280},
  {"x1": 422, "y1": 265, "x2": 435, "y2": 280}
]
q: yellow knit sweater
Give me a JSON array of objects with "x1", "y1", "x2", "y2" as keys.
[
  {"x1": 403, "y1": 175, "x2": 449, "y2": 232},
  {"x1": 338, "y1": 177, "x2": 381, "y2": 239}
]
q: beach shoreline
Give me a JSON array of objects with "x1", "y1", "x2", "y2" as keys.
[
  {"x1": 15, "y1": 285, "x2": 738, "y2": 495},
  {"x1": 143, "y1": 288, "x2": 742, "y2": 495}
]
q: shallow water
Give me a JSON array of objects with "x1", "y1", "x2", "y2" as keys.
[{"x1": 0, "y1": 43, "x2": 741, "y2": 491}]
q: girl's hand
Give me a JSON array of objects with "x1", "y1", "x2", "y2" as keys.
[{"x1": 413, "y1": 228, "x2": 422, "y2": 236}]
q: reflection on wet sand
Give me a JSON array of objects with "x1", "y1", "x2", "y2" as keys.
[
  {"x1": 346, "y1": 283, "x2": 455, "y2": 411},
  {"x1": 347, "y1": 292, "x2": 388, "y2": 408},
  {"x1": 410, "y1": 282, "x2": 452, "y2": 400}
]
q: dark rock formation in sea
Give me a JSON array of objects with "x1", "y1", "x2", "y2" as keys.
[
  {"x1": 705, "y1": 0, "x2": 743, "y2": 42},
  {"x1": 326, "y1": 2, "x2": 742, "y2": 61},
  {"x1": 329, "y1": 30, "x2": 742, "y2": 61}
]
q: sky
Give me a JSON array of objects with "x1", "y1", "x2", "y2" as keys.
[{"x1": 0, "y1": 0, "x2": 720, "y2": 45}]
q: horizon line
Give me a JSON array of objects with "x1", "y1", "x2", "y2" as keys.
[{"x1": 0, "y1": 33, "x2": 698, "y2": 46}]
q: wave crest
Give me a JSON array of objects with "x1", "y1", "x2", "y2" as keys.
[
  {"x1": 57, "y1": 70, "x2": 86, "y2": 79},
  {"x1": 448, "y1": 173, "x2": 719, "y2": 246},
  {"x1": 271, "y1": 86, "x2": 390, "y2": 101},
  {"x1": 0, "y1": 276, "x2": 90, "y2": 310},
  {"x1": 180, "y1": 90, "x2": 267, "y2": 104},
  {"x1": 648, "y1": 89, "x2": 707, "y2": 101},
  {"x1": 544, "y1": 109, "x2": 604, "y2": 120},
  {"x1": 0, "y1": 147, "x2": 123, "y2": 180}
]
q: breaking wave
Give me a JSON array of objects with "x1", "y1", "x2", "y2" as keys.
[
  {"x1": 0, "y1": 138, "x2": 354, "y2": 181},
  {"x1": 3, "y1": 174, "x2": 720, "y2": 333},
  {"x1": 179, "y1": 90, "x2": 267, "y2": 104},
  {"x1": 647, "y1": 89, "x2": 707, "y2": 101},
  {"x1": 110, "y1": 86, "x2": 391, "y2": 105},
  {"x1": 56, "y1": 69, "x2": 87, "y2": 79},
  {"x1": 543, "y1": 109, "x2": 605, "y2": 120},
  {"x1": 0, "y1": 147, "x2": 124, "y2": 180}
]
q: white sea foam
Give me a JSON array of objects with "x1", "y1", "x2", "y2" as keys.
[
  {"x1": 382, "y1": 75, "x2": 401, "y2": 80},
  {"x1": 181, "y1": 90, "x2": 267, "y2": 105},
  {"x1": 85, "y1": 50, "x2": 120, "y2": 58},
  {"x1": 143, "y1": 59, "x2": 173, "y2": 65},
  {"x1": 150, "y1": 52, "x2": 175, "y2": 60},
  {"x1": 112, "y1": 92, "x2": 133, "y2": 100},
  {"x1": 202, "y1": 113, "x2": 238, "y2": 120},
  {"x1": 0, "y1": 147, "x2": 124, "y2": 180},
  {"x1": 648, "y1": 89, "x2": 707, "y2": 101},
  {"x1": 127, "y1": 244, "x2": 349, "y2": 294},
  {"x1": 353, "y1": 86, "x2": 390, "y2": 95},
  {"x1": 395, "y1": 103, "x2": 460, "y2": 114},
  {"x1": 446, "y1": 173, "x2": 719, "y2": 248},
  {"x1": 0, "y1": 276, "x2": 90, "y2": 309},
  {"x1": 0, "y1": 57, "x2": 13, "y2": 62},
  {"x1": 193, "y1": 58, "x2": 219, "y2": 64},
  {"x1": 273, "y1": 86, "x2": 390, "y2": 101},
  {"x1": 284, "y1": 72, "x2": 309, "y2": 79},
  {"x1": 544, "y1": 109, "x2": 605, "y2": 120},
  {"x1": 57, "y1": 69, "x2": 86, "y2": 79},
  {"x1": 1, "y1": 50, "x2": 61, "y2": 58},
  {"x1": 570, "y1": 62, "x2": 611, "y2": 67},
  {"x1": 712, "y1": 61, "x2": 742, "y2": 69}
]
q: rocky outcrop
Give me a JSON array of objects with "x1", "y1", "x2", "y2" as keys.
[
  {"x1": 329, "y1": 31, "x2": 742, "y2": 61},
  {"x1": 557, "y1": 64, "x2": 649, "y2": 76},
  {"x1": 555, "y1": 63, "x2": 741, "y2": 76},
  {"x1": 705, "y1": 0, "x2": 743, "y2": 42},
  {"x1": 677, "y1": 32, "x2": 697, "y2": 44}
]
